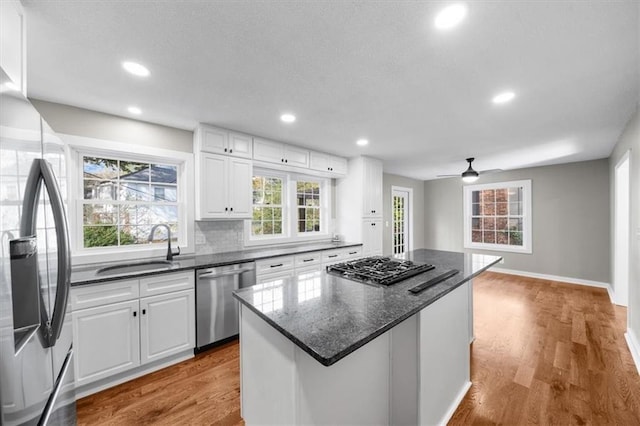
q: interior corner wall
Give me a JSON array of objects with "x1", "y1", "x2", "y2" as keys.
[
  {"x1": 383, "y1": 173, "x2": 425, "y2": 254},
  {"x1": 30, "y1": 99, "x2": 194, "y2": 152},
  {"x1": 423, "y1": 159, "x2": 610, "y2": 283},
  {"x1": 609, "y1": 107, "x2": 640, "y2": 340}
]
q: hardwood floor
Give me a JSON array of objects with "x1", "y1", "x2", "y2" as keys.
[{"x1": 77, "y1": 272, "x2": 640, "y2": 425}]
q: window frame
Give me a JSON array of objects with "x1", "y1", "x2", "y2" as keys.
[
  {"x1": 64, "y1": 134, "x2": 194, "y2": 264},
  {"x1": 244, "y1": 168, "x2": 331, "y2": 246},
  {"x1": 463, "y1": 179, "x2": 532, "y2": 254}
]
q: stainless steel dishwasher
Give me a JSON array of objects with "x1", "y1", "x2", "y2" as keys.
[{"x1": 196, "y1": 262, "x2": 255, "y2": 351}]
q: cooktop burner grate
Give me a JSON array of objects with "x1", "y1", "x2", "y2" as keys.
[{"x1": 326, "y1": 256, "x2": 435, "y2": 286}]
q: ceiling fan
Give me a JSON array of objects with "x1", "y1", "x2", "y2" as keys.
[{"x1": 437, "y1": 158, "x2": 502, "y2": 183}]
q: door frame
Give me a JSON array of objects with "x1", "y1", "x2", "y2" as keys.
[
  {"x1": 391, "y1": 186, "x2": 413, "y2": 255},
  {"x1": 614, "y1": 150, "x2": 631, "y2": 307}
]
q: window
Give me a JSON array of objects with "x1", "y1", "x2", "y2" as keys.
[
  {"x1": 392, "y1": 187, "x2": 412, "y2": 255},
  {"x1": 246, "y1": 169, "x2": 329, "y2": 244},
  {"x1": 82, "y1": 156, "x2": 179, "y2": 248},
  {"x1": 463, "y1": 180, "x2": 532, "y2": 253},
  {"x1": 252, "y1": 175, "x2": 284, "y2": 236}
]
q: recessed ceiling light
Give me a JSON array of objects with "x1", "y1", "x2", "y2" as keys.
[
  {"x1": 4, "y1": 81, "x2": 19, "y2": 91},
  {"x1": 492, "y1": 91, "x2": 516, "y2": 104},
  {"x1": 280, "y1": 113, "x2": 296, "y2": 123},
  {"x1": 434, "y1": 3, "x2": 467, "y2": 30},
  {"x1": 356, "y1": 139, "x2": 369, "y2": 146},
  {"x1": 128, "y1": 106, "x2": 142, "y2": 115},
  {"x1": 122, "y1": 61, "x2": 150, "y2": 77}
]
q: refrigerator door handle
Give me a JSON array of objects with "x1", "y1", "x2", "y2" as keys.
[{"x1": 20, "y1": 158, "x2": 71, "y2": 348}]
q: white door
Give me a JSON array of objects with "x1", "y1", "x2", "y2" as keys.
[
  {"x1": 614, "y1": 152, "x2": 630, "y2": 306},
  {"x1": 228, "y1": 132, "x2": 253, "y2": 158},
  {"x1": 200, "y1": 127, "x2": 228, "y2": 155},
  {"x1": 228, "y1": 158, "x2": 253, "y2": 218},
  {"x1": 73, "y1": 300, "x2": 140, "y2": 386},
  {"x1": 363, "y1": 219, "x2": 383, "y2": 256},
  {"x1": 392, "y1": 187, "x2": 412, "y2": 256},
  {"x1": 140, "y1": 290, "x2": 195, "y2": 364}
]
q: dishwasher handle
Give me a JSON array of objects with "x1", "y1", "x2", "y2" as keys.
[{"x1": 198, "y1": 268, "x2": 254, "y2": 279}]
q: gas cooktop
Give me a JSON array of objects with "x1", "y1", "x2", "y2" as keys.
[{"x1": 326, "y1": 256, "x2": 435, "y2": 286}]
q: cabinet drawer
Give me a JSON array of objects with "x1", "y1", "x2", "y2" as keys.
[
  {"x1": 294, "y1": 251, "x2": 322, "y2": 268},
  {"x1": 139, "y1": 271, "x2": 195, "y2": 297},
  {"x1": 71, "y1": 280, "x2": 139, "y2": 311},
  {"x1": 255, "y1": 255, "x2": 295, "y2": 276},
  {"x1": 344, "y1": 247, "x2": 363, "y2": 259},
  {"x1": 321, "y1": 249, "x2": 346, "y2": 265}
]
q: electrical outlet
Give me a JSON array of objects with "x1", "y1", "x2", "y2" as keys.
[{"x1": 195, "y1": 234, "x2": 206, "y2": 244}]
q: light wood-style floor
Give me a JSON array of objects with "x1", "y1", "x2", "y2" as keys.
[{"x1": 77, "y1": 272, "x2": 640, "y2": 425}]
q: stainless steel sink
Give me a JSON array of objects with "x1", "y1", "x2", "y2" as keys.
[{"x1": 96, "y1": 260, "x2": 173, "y2": 275}]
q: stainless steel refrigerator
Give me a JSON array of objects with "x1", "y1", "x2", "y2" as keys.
[{"x1": 0, "y1": 67, "x2": 76, "y2": 424}]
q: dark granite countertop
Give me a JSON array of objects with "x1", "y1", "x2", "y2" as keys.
[
  {"x1": 70, "y1": 241, "x2": 362, "y2": 286},
  {"x1": 233, "y1": 249, "x2": 502, "y2": 366}
]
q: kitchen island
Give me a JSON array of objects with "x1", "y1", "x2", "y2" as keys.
[{"x1": 233, "y1": 249, "x2": 501, "y2": 425}]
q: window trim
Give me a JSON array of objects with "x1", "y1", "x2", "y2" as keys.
[
  {"x1": 463, "y1": 179, "x2": 532, "y2": 254},
  {"x1": 244, "y1": 168, "x2": 331, "y2": 247},
  {"x1": 63, "y1": 133, "x2": 194, "y2": 265}
]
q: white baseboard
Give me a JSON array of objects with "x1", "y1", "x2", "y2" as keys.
[
  {"x1": 490, "y1": 267, "x2": 614, "y2": 303},
  {"x1": 625, "y1": 329, "x2": 640, "y2": 376},
  {"x1": 438, "y1": 380, "x2": 471, "y2": 426}
]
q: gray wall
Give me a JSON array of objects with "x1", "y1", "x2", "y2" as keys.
[
  {"x1": 31, "y1": 99, "x2": 193, "y2": 152},
  {"x1": 423, "y1": 159, "x2": 610, "y2": 283},
  {"x1": 383, "y1": 173, "x2": 425, "y2": 254},
  {"x1": 609, "y1": 107, "x2": 640, "y2": 341}
]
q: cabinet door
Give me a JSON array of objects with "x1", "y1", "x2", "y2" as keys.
[
  {"x1": 284, "y1": 145, "x2": 310, "y2": 168},
  {"x1": 228, "y1": 132, "x2": 253, "y2": 158},
  {"x1": 140, "y1": 290, "x2": 195, "y2": 364},
  {"x1": 200, "y1": 126, "x2": 229, "y2": 155},
  {"x1": 363, "y1": 158, "x2": 383, "y2": 218},
  {"x1": 362, "y1": 219, "x2": 383, "y2": 256},
  {"x1": 199, "y1": 154, "x2": 228, "y2": 218},
  {"x1": 329, "y1": 156, "x2": 348, "y2": 175},
  {"x1": 0, "y1": 0, "x2": 26, "y2": 95},
  {"x1": 253, "y1": 138, "x2": 284, "y2": 164},
  {"x1": 73, "y1": 300, "x2": 140, "y2": 386},
  {"x1": 309, "y1": 151, "x2": 330, "y2": 172},
  {"x1": 228, "y1": 158, "x2": 253, "y2": 218}
]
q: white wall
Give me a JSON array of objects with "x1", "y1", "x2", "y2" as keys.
[
  {"x1": 423, "y1": 159, "x2": 611, "y2": 283},
  {"x1": 31, "y1": 99, "x2": 193, "y2": 152},
  {"x1": 609, "y1": 107, "x2": 640, "y2": 349}
]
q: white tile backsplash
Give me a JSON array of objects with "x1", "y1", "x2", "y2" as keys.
[{"x1": 195, "y1": 220, "x2": 244, "y2": 254}]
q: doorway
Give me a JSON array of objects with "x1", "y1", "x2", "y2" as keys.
[
  {"x1": 391, "y1": 186, "x2": 412, "y2": 255},
  {"x1": 614, "y1": 151, "x2": 630, "y2": 307}
]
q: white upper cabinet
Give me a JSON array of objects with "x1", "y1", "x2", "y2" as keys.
[
  {"x1": 253, "y1": 137, "x2": 310, "y2": 168},
  {"x1": 0, "y1": 0, "x2": 26, "y2": 95},
  {"x1": 196, "y1": 153, "x2": 252, "y2": 219},
  {"x1": 362, "y1": 158, "x2": 383, "y2": 218},
  {"x1": 309, "y1": 152, "x2": 348, "y2": 176},
  {"x1": 195, "y1": 124, "x2": 253, "y2": 159}
]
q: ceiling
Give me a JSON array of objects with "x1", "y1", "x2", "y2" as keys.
[{"x1": 23, "y1": 1, "x2": 639, "y2": 180}]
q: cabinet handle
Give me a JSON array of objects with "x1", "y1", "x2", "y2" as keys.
[
  {"x1": 371, "y1": 223, "x2": 376, "y2": 226},
  {"x1": 302, "y1": 258, "x2": 314, "y2": 262},
  {"x1": 225, "y1": 207, "x2": 228, "y2": 211},
  {"x1": 142, "y1": 309, "x2": 146, "y2": 315},
  {"x1": 230, "y1": 149, "x2": 233, "y2": 153},
  {"x1": 281, "y1": 158, "x2": 284, "y2": 162},
  {"x1": 349, "y1": 251, "x2": 358, "y2": 255},
  {"x1": 270, "y1": 263, "x2": 284, "y2": 268},
  {"x1": 224, "y1": 148, "x2": 228, "y2": 152},
  {"x1": 328, "y1": 254, "x2": 338, "y2": 258},
  {"x1": 285, "y1": 159, "x2": 288, "y2": 163},
  {"x1": 133, "y1": 311, "x2": 137, "y2": 317},
  {"x1": 230, "y1": 207, "x2": 233, "y2": 211}
]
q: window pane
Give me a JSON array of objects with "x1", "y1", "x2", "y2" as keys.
[
  {"x1": 482, "y1": 201, "x2": 495, "y2": 215},
  {"x1": 151, "y1": 205, "x2": 178, "y2": 223},
  {"x1": 252, "y1": 222, "x2": 263, "y2": 235},
  {"x1": 120, "y1": 204, "x2": 151, "y2": 226},
  {"x1": 84, "y1": 179, "x2": 117, "y2": 200},
  {"x1": 150, "y1": 164, "x2": 177, "y2": 184},
  {"x1": 84, "y1": 225, "x2": 122, "y2": 248},
  {"x1": 510, "y1": 201, "x2": 522, "y2": 215},
  {"x1": 495, "y1": 189, "x2": 508, "y2": 202},
  {"x1": 472, "y1": 218, "x2": 481, "y2": 230},
  {"x1": 119, "y1": 181, "x2": 151, "y2": 201},
  {"x1": 83, "y1": 157, "x2": 118, "y2": 180},
  {"x1": 496, "y1": 231, "x2": 509, "y2": 244},
  {"x1": 481, "y1": 190, "x2": 495, "y2": 202},
  {"x1": 472, "y1": 191, "x2": 480, "y2": 203},
  {"x1": 120, "y1": 161, "x2": 150, "y2": 181},
  {"x1": 508, "y1": 218, "x2": 523, "y2": 232},
  {"x1": 496, "y1": 202, "x2": 508, "y2": 215},
  {"x1": 472, "y1": 231, "x2": 482, "y2": 243},
  {"x1": 483, "y1": 217, "x2": 495, "y2": 230},
  {"x1": 472, "y1": 203, "x2": 481, "y2": 215},
  {"x1": 83, "y1": 204, "x2": 116, "y2": 225},
  {"x1": 496, "y1": 218, "x2": 508, "y2": 231},
  {"x1": 509, "y1": 187, "x2": 522, "y2": 202},
  {"x1": 483, "y1": 231, "x2": 496, "y2": 244},
  {"x1": 509, "y1": 232, "x2": 523, "y2": 246},
  {"x1": 153, "y1": 185, "x2": 177, "y2": 202}
]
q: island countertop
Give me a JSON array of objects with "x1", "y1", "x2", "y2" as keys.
[{"x1": 233, "y1": 248, "x2": 502, "y2": 366}]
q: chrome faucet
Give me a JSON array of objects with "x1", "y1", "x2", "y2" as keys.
[{"x1": 148, "y1": 224, "x2": 180, "y2": 261}]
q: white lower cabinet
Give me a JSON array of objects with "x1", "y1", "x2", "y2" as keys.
[
  {"x1": 71, "y1": 271, "x2": 195, "y2": 392},
  {"x1": 73, "y1": 299, "x2": 140, "y2": 386},
  {"x1": 362, "y1": 219, "x2": 383, "y2": 256},
  {"x1": 140, "y1": 290, "x2": 195, "y2": 364}
]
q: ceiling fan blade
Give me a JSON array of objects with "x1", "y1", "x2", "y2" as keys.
[
  {"x1": 478, "y1": 169, "x2": 503, "y2": 175},
  {"x1": 436, "y1": 174, "x2": 460, "y2": 178}
]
